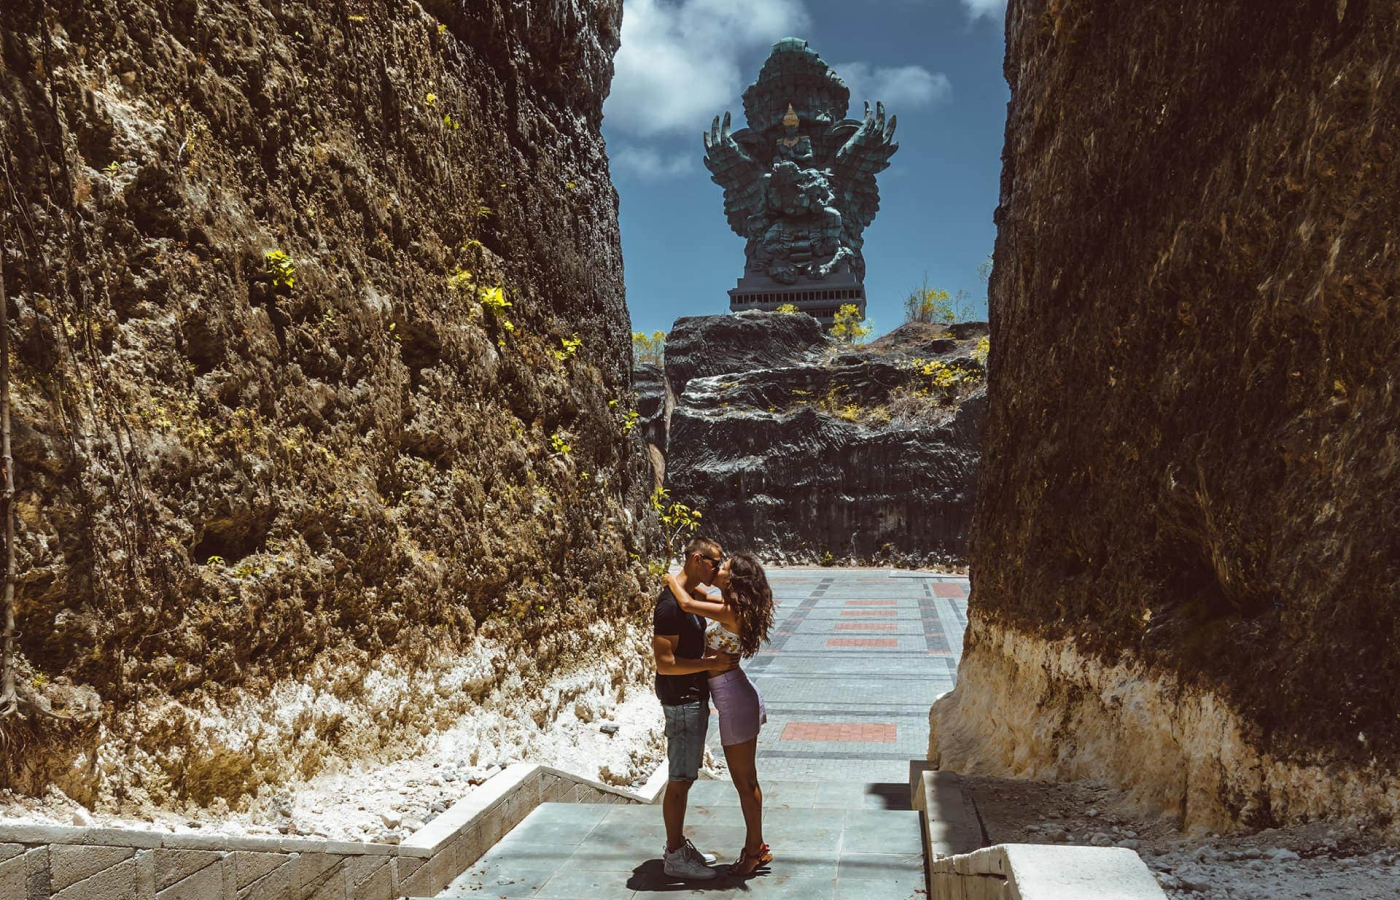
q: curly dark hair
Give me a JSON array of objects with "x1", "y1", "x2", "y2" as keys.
[{"x1": 723, "y1": 553, "x2": 774, "y2": 658}]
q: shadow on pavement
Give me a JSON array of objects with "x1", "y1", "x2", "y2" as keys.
[
  {"x1": 866, "y1": 782, "x2": 914, "y2": 810},
  {"x1": 628, "y1": 858, "x2": 773, "y2": 893}
]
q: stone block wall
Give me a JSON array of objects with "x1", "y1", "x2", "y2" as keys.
[{"x1": 0, "y1": 764, "x2": 649, "y2": 900}]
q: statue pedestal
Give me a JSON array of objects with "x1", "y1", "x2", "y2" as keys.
[{"x1": 727, "y1": 272, "x2": 867, "y2": 327}]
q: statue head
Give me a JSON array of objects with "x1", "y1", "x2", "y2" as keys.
[
  {"x1": 779, "y1": 104, "x2": 802, "y2": 149},
  {"x1": 743, "y1": 39, "x2": 850, "y2": 136}
]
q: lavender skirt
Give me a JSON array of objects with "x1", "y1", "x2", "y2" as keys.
[{"x1": 709, "y1": 667, "x2": 767, "y2": 746}]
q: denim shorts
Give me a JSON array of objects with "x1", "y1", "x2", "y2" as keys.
[{"x1": 662, "y1": 701, "x2": 709, "y2": 782}]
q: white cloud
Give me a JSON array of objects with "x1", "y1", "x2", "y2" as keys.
[
  {"x1": 961, "y1": 0, "x2": 1006, "y2": 21},
  {"x1": 606, "y1": 0, "x2": 811, "y2": 138},
  {"x1": 834, "y1": 62, "x2": 951, "y2": 108},
  {"x1": 611, "y1": 145, "x2": 695, "y2": 181}
]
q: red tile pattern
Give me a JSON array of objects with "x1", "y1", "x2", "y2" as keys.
[
  {"x1": 932, "y1": 583, "x2": 966, "y2": 598},
  {"x1": 827, "y1": 638, "x2": 898, "y2": 648},
  {"x1": 846, "y1": 600, "x2": 897, "y2": 607},
  {"x1": 835, "y1": 623, "x2": 897, "y2": 631},
  {"x1": 781, "y1": 722, "x2": 897, "y2": 743},
  {"x1": 840, "y1": 610, "x2": 896, "y2": 617}
]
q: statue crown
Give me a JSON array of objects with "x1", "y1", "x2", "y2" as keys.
[{"x1": 783, "y1": 104, "x2": 800, "y2": 127}]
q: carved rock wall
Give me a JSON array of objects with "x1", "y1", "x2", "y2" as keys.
[
  {"x1": 631, "y1": 361, "x2": 667, "y2": 489},
  {"x1": 935, "y1": 0, "x2": 1400, "y2": 831},
  {"x1": 662, "y1": 311, "x2": 984, "y2": 564},
  {"x1": 0, "y1": 0, "x2": 657, "y2": 808}
]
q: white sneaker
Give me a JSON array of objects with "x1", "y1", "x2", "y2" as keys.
[
  {"x1": 663, "y1": 840, "x2": 717, "y2": 880},
  {"x1": 686, "y1": 838, "x2": 717, "y2": 865}
]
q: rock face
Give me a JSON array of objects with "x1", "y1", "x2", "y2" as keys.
[
  {"x1": 932, "y1": 0, "x2": 1400, "y2": 833},
  {"x1": 662, "y1": 311, "x2": 985, "y2": 564},
  {"x1": 632, "y1": 362, "x2": 667, "y2": 488},
  {"x1": 0, "y1": 0, "x2": 657, "y2": 807}
]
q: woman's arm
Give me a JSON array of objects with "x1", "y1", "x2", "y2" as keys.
[{"x1": 665, "y1": 575, "x2": 739, "y2": 630}]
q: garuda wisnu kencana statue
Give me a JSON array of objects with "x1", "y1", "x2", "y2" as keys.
[{"x1": 704, "y1": 38, "x2": 898, "y2": 285}]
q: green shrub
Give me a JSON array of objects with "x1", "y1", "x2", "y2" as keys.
[
  {"x1": 555, "y1": 333, "x2": 582, "y2": 361},
  {"x1": 265, "y1": 250, "x2": 295, "y2": 290}
]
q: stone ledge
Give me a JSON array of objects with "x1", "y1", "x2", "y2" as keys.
[
  {"x1": 912, "y1": 769, "x2": 983, "y2": 863},
  {"x1": 929, "y1": 844, "x2": 1168, "y2": 899},
  {"x1": 635, "y1": 759, "x2": 670, "y2": 803},
  {"x1": 0, "y1": 760, "x2": 665, "y2": 900},
  {"x1": 0, "y1": 825, "x2": 165, "y2": 849}
]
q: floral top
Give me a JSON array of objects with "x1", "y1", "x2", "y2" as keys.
[{"x1": 705, "y1": 618, "x2": 743, "y2": 654}]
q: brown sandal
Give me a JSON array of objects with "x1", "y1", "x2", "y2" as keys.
[{"x1": 727, "y1": 843, "x2": 773, "y2": 876}]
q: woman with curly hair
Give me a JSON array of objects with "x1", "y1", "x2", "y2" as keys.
[{"x1": 664, "y1": 552, "x2": 775, "y2": 877}]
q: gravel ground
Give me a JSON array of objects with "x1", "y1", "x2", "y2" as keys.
[{"x1": 963, "y1": 775, "x2": 1400, "y2": 898}]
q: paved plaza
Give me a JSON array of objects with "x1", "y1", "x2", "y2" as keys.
[
  {"x1": 429, "y1": 568, "x2": 970, "y2": 899},
  {"x1": 734, "y1": 568, "x2": 965, "y2": 785}
]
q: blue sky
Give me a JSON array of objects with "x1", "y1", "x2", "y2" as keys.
[{"x1": 602, "y1": 0, "x2": 1009, "y2": 337}]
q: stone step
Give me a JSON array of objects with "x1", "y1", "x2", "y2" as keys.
[{"x1": 421, "y1": 786, "x2": 929, "y2": 899}]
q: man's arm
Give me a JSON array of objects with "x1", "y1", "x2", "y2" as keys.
[{"x1": 653, "y1": 633, "x2": 733, "y2": 675}]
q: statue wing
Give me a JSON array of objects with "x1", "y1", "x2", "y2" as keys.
[
  {"x1": 703, "y1": 112, "x2": 766, "y2": 237},
  {"x1": 830, "y1": 102, "x2": 899, "y2": 234}
]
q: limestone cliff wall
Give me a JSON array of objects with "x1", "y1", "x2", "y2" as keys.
[
  {"x1": 932, "y1": 0, "x2": 1400, "y2": 833},
  {"x1": 0, "y1": 0, "x2": 658, "y2": 810}
]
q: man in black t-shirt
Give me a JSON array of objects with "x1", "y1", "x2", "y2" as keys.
[{"x1": 652, "y1": 536, "x2": 735, "y2": 880}]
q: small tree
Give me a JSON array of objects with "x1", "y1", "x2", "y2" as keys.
[
  {"x1": 904, "y1": 285, "x2": 953, "y2": 324},
  {"x1": 650, "y1": 487, "x2": 703, "y2": 564},
  {"x1": 830, "y1": 303, "x2": 871, "y2": 343},
  {"x1": 633, "y1": 330, "x2": 666, "y2": 366},
  {"x1": 903, "y1": 276, "x2": 979, "y2": 325}
]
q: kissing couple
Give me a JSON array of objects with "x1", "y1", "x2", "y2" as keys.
[{"x1": 652, "y1": 537, "x2": 776, "y2": 881}]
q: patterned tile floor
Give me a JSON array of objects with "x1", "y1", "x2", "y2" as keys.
[
  {"x1": 733, "y1": 568, "x2": 965, "y2": 784},
  {"x1": 431, "y1": 568, "x2": 969, "y2": 900}
]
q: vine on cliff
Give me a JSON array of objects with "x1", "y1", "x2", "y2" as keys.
[{"x1": 0, "y1": 125, "x2": 96, "y2": 726}]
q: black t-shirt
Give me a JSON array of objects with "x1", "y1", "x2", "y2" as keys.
[{"x1": 653, "y1": 585, "x2": 709, "y2": 706}]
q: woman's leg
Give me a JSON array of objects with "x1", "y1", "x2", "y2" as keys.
[{"x1": 722, "y1": 738, "x2": 764, "y2": 858}]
